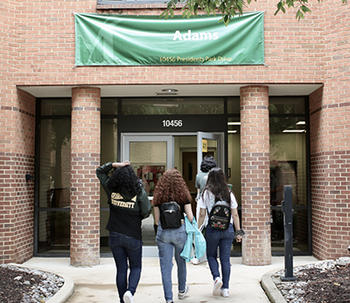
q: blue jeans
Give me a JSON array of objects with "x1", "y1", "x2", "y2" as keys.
[
  {"x1": 205, "y1": 224, "x2": 234, "y2": 289},
  {"x1": 109, "y1": 231, "x2": 142, "y2": 303},
  {"x1": 156, "y1": 224, "x2": 187, "y2": 302}
]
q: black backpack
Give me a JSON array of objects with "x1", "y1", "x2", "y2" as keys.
[
  {"x1": 207, "y1": 200, "x2": 231, "y2": 230},
  {"x1": 159, "y1": 201, "x2": 182, "y2": 229}
]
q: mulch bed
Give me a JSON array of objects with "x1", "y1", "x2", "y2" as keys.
[
  {"x1": 0, "y1": 265, "x2": 64, "y2": 303},
  {"x1": 0, "y1": 266, "x2": 44, "y2": 303},
  {"x1": 273, "y1": 258, "x2": 350, "y2": 303},
  {"x1": 301, "y1": 264, "x2": 350, "y2": 303}
]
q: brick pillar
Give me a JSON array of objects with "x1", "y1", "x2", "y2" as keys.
[
  {"x1": 70, "y1": 87, "x2": 100, "y2": 266},
  {"x1": 240, "y1": 86, "x2": 271, "y2": 266}
]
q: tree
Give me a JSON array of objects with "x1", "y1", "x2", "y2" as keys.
[{"x1": 162, "y1": 0, "x2": 348, "y2": 24}]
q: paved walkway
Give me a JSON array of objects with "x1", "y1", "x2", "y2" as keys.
[{"x1": 23, "y1": 256, "x2": 318, "y2": 303}]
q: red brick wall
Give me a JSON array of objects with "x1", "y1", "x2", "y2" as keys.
[
  {"x1": 0, "y1": 0, "x2": 349, "y2": 262},
  {"x1": 310, "y1": 91, "x2": 350, "y2": 258},
  {"x1": 309, "y1": 3, "x2": 350, "y2": 258},
  {"x1": 13, "y1": 0, "x2": 328, "y2": 86},
  {"x1": 0, "y1": 89, "x2": 36, "y2": 264},
  {"x1": 70, "y1": 87, "x2": 101, "y2": 266},
  {"x1": 240, "y1": 86, "x2": 271, "y2": 265}
]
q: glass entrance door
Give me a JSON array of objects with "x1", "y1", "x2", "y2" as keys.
[
  {"x1": 121, "y1": 132, "x2": 224, "y2": 255},
  {"x1": 121, "y1": 134, "x2": 173, "y2": 253},
  {"x1": 197, "y1": 132, "x2": 224, "y2": 172},
  {"x1": 121, "y1": 134, "x2": 173, "y2": 196}
]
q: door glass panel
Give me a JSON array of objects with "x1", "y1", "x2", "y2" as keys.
[
  {"x1": 38, "y1": 211, "x2": 70, "y2": 253},
  {"x1": 130, "y1": 141, "x2": 167, "y2": 196},
  {"x1": 174, "y1": 136, "x2": 197, "y2": 193},
  {"x1": 173, "y1": 136, "x2": 198, "y2": 216},
  {"x1": 197, "y1": 132, "x2": 223, "y2": 174},
  {"x1": 129, "y1": 141, "x2": 168, "y2": 246},
  {"x1": 204, "y1": 139, "x2": 217, "y2": 158}
]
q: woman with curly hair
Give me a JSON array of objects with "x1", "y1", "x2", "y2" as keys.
[
  {"x1": 96, "y1": 161, "x2": 151, "y2": 303},
  {"x1": 152, "y1": 169, "x2": 194, "y2": 303}
]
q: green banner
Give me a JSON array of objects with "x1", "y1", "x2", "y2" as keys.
[{"x1": 75, "y1": 12, "x2": 264, "y2": 66}]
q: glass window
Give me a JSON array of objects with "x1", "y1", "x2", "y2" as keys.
[
  {"x1": 38, "y1": 99, "x2": 71, "y2": 254},
  {"x1": 227, "y1": 97, "x2": 240, "y2": 114},
  {"x1": 130, "y1": 141, "x2": 167, "y2": 196},
  {"x1": 269, "y1": 97, "x2": 305, "y2": 115},
  {"x1": 39, "y1": 119, "x2": 71, "y2": 209},
  {"x1": 101, "y1": 98, "x2": 118, "y2": 116},
  {"x1": 269, "y1": 97, "x2": 309, "y2": 254},
  {"x1": 41, "y1": 98, "x2": 71, "y2": 116},
  {"x1": 100, "y1": 115, "x2": 118, "y2": 251},
  {"x1": 121, "y1": 97, "x2": 224, "y2": 115},
  {"x1": 227, "y1": 120, "x2": 241, "y2": 255},
  {"x1": 227, "y1": 117, "x2": 240, "y2": 135},
  {"x1": 270, "y1": 116, "x2": 306, "y2": 134}
]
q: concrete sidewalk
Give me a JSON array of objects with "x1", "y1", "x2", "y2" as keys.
[{"x1": 23, "y1": 256, "x2": 318, "y2": 303}]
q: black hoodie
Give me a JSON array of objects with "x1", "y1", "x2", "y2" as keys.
[{"x1": 96, "y1": 162, "x2": 151, "y2": 240}]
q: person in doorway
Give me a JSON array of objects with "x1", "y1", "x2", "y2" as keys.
[
  {"x1": 197, "y1": 167, "x2": 243, "y2": 298},
  {"x1": 196, "y1": 156, "x2": 217, "y2": 198},
  {"x1": 96, "y1": 161, "x2": 151, "y2": 303},
  {"x1": 152, "y1": 169, "x2": 194, "y2": 303},
  {"x1": 191, "y1": 156, "x2": 217, "y2": 264}
]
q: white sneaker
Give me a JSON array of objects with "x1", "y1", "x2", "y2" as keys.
[
  {"x1": 178, "y1": 285, "x2": 189, "y2": 300},
  {"x1": 221, "y1": 288, "x2": 230, "y2": 297},
  {"x1": 212, "y1": 277, "x2": 223, "y2": 296},
  {"x1": 190, "y1": 258, "x2": 199, "y2": 265},
  {"x1": 123, "y1": 290, "x2": 134, "y2": 303}
]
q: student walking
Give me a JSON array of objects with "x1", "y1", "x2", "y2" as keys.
[
  {"x1": 192, "y1": 156, "x2": 217, "y2": 264},
  {"x1": 197, "y1": 167, "x2": 244, "y2": 298},
  {"x1": 152, "y1": 169, "x2": 194, "y2": 303},
  {"x1": 96, "y1": 161, "x2": 151, "y2": 303}
]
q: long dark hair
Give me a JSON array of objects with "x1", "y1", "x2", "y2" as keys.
[
  {"x1": 107, "y1": 165, "x2": 141, "y2": 197},
  {"x1": 152, "y1": 169, "x2": 192, "y2": 206},
  {"x1": 203, "y1": 167, "x2": 230, "y2": 202}
]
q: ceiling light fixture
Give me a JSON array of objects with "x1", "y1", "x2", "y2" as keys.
[
  {"x1": 228, "y1": 130, "x2": 238, "y2": 133},
  {"x1": 296, "y1": 121, "x2": 306, "y2": 125},
  {"x1": 282, "y1": 129, "x2": 306, "y2": 133},
  {"x1": 227, "y1": 122, "x2": 241, "y2": 126},
  {"x1": 161, "y1": 88, "x2": 178, "y2": 93}
]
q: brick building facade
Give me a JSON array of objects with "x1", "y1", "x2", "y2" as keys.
[{"x1": 0, "y1": 0, "x2": 349, "y2": 265}]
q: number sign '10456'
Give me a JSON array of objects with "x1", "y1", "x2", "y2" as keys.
[{"x1": 162, "y1": 120, "x2": 183, "y2": 127}]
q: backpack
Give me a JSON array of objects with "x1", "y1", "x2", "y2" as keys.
[
  {"x1": 207, "y1": 200, "x2": 231, "y2": 230},
  {"x1": 159, "y1": 201, "x2": 182, "y2": 229}
]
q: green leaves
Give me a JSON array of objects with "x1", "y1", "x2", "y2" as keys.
[
  {"x1": 162, "y1": 0, "x2": 347, "y2": 24},
  {"x1": 275, "y1": 0, "x2": 313, "y2": 20}
]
